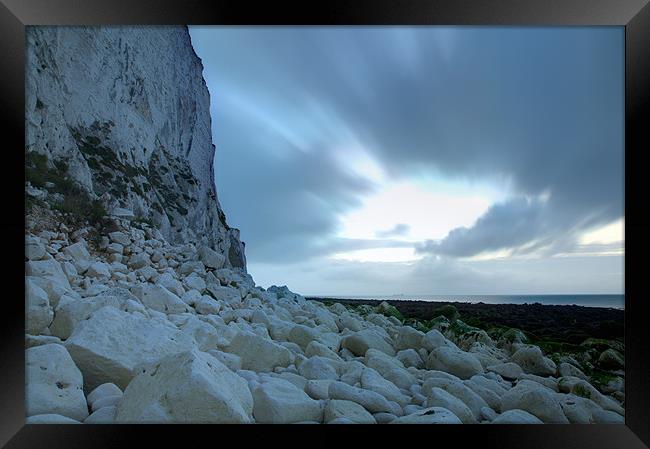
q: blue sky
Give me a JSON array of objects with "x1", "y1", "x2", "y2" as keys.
[{"x1": 188, "y1": 26, "x2": 624, "y2": 296}]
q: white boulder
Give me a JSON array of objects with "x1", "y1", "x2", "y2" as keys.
[
  {"x1": 226, "y1": 332, "x2": 292, "y2": 372},
  {"x1": 252, "y1": 378, "x2": 323, "y2": 423},
  {"x1": 26, "y1": 344, "x2": 88, "y2": 421},
  {"x1": 116, "y1": 349, "x2": 253, "y2": 423},
  {"x1": 65, "y1": 306, "x2": 196, "y2": 390},
  {"x1": 426, "y1": 346, "x2": 484, "y2": 379},
  {"x1": 26, "y1": 279, "x2": 54, "y2": 334}
]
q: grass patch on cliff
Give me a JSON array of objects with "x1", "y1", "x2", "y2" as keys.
[{"x1": 26, "y1": 150, "x2": 108, "y2": 227}]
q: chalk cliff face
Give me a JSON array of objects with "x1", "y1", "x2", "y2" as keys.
[{"x1": 25, "y1": 26, "x2": 246, "y2": 269}]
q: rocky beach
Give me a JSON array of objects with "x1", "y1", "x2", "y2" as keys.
[{"x1": 24, "y1": 26, "x2": 624, "y2": 425}]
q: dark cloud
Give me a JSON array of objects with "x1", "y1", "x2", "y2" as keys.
[
  {"x1": 416, "y1": 197, "x2": 546, "y2": 257},
  {"x1": 189, "y1": 27, "x2": 623, "y2": 269}
]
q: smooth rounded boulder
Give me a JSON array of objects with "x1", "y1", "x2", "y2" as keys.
[
  {"x1": 252, "y1": 378, "x2": 323, "y2": 423},
  {"x1": 227, "y1": 332, "x2": 292, "y2": 373},
  {"x1": 341, "y1": 329, "x2": 395, "y2": 357},
  {"x1": 426, "y1": 346, "x2": 484, "y2": 379},
  {"x1": 510, "y1": 346, "x2": 557, "y2": 377},
  {"x1": 324, "y1": 400, "x2": 376, "y2": 424}
]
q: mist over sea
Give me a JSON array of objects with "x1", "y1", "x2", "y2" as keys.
[{"x1": 314, "y1": 294, "x2": 625, "y2": 309}]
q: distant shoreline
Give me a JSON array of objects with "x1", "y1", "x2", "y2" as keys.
[
  {"x1": 306, "y1": 294, "x2": 625, "y2": 310},
  {"x1": 306, "y1": 296, "x2": 624, "y2": 345}
]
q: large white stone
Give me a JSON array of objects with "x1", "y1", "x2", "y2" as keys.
[
  {"x1": 25, "y1": 236, "x2": 47, "y2": 260},
  {"x1": 510, "y1": 346, "x2": 557, "y2": 377},
  {"x1": 206, "y1": 284, "x2": 241, "y2": 305},
  {"x1": 360, "y1": 368, "x2": 410, "y2": 406},
  {"x1": 26, "y1": 344, "x2": 88, "y2": 421},
  {"x1": 422, "y1": 377, "x2": 490, "y2": 420},
  {"x1": 486, "y1": 362, "x2": 524, "y2": 380},
  {"x1": 115, "y1": 349, "x2": 253, "y2": 423},
  {"x1": 252, "y1": 378, "x2": 323, "y2": 424},
  {"x1": 198, "y1": 246, "x2": 226, "y2": 269},
  {"x1": 226, "y1": 332, "x2": 291, "y2": 372},
  {"x1": 179, "y1": 316, "x2": 222, "y2": 351},
  {"x1": 463, "y1": 379, "x2": 503, "y2": 412},
  {"x1": 328, "y1": 381, "x2": 401, "y2": 415},
  {"x1": 298, "y1": 356, "x2": 339, "y2": 381},
  {"x1": 64, "y1": 306, "x2": 196, "y2": 391},
  {"x1": 426, "y1": 346, "x2": 484, "y2": 380},
  {"x1": 26, "y1": 279, "x2": 53, "y2": 334},
  {"x1": 324, "y1": 399, "x2": 376, "y2": 424},
  {"x1": 193, "y1": 295, "x2": 221, "y2": 315},
  {"x1": 421, "y1": 329, "x2": 457, "y2": 352},
  {"x1": 395, "y1": 326, "x2": 425, "y2": 351},
  {"x1": 305, "y1": 340, "x2": 342, "y2": 361},
  {"x1": 396, "y1": 349, "x2": 424, "y2": 369},
  {"x1": 51, "y1": 288, "x2": 145, "y2": 339},
  {"x1": 62, "y1": 241, "x2": 90, "y2": 263},
  {"x1": 26, "y1": 259, "x2": 71, "y2": 290},
  {"x1": 156, "y1": 272, "x2": 185, "y2": 297},
  {"x1": 341, "y1": 329, "x2": 395, "y2": 357},
  {"x1": 425, "y1": 387, "x2": 476, "y2": 424},
  {"x1": 501, "y1": 381, "x2": 569, "y2": 423},
  {"x1": 133, "y1": 284, "x2": 191, "y2": 314},
  {"x1": 87, "y1": 382, "x2": 123, "y2": 408}
]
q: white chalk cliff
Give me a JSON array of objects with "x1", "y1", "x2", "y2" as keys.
[{"x1": 25, "y1": 26, "x2": 245, "y2": 268}]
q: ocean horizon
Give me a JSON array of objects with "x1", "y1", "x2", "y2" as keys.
[{"x1": 309, "y1": 294, "x2": 625, "y2": 309}]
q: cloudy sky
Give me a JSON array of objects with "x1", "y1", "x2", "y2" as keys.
[{"x1": 188, "y1": 26, "x2": 624, "y2": 296}]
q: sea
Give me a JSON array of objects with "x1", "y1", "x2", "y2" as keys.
[{"x1": 313, "y1": 294, "x2": 625, "y2": 309}]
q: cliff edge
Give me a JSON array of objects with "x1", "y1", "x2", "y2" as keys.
[{"x1": 25, "y1": 26, "x2": 246, "y2": 269}]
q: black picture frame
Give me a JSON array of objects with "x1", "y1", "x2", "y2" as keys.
[{"x1": 2, "y1": 0, "x2": 649, "y2": 447}]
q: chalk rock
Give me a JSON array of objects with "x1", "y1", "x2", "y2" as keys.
[
  {"x1": 486, "y1": 362, "x2": 524, "y2": 380},
  {"x1": 116, "y1": 349, "x2": 253, "y2": 423},
  {"x1": 395, "y1": 326, "x2": 425, "y2": 351},
  {"x1": 426, "y1": 346, "x2": 484, "y2": 379},
  {"x1": 423, "y1": 376, "x2": 490, "y2": 420},
  {"x1": 65, "y1": 306, "x2": 196, "y2": 390},
  {"x1": 396, "y1": 349, "x2": 424, "y2": 369},
  {"x1": 51, "y1": 288, "x2": 145, "y2": 339},
  {"x1": 298, "y1": 356, "x2": 339, "y2": 381},
  {"x1": 324, "y1": 399, "x2": 376, "y2": 424},
  {"x1": 501, "y1": 381, "x2": 569, "y2": 423},
  {"x1": 360, "y1": 368, "x2": 410, "y2": 407},
  {"x1": 26, "y1": 279, "x2": 54, "y2": 334},
  {"x1": 252, "y1": 378, "x2": 323, "y2": 424},
  {"x1": 227, "y1": 332, "x2": 291, "y2": 372},
  {"x1": 510, "y1": 346, "x2": 557, "y2": 377},
  {"x1": 26, "y1": 259, "x2": 71, "y2": 290},
  {"x1": 87, "y1": 383, "x2": 123, "y2": 408},
  {"x1": 328, "y1": 381, "x2": 401, "y2": 415},
  {"x1": 425, "y1": 387, "x2": 476, "y2": 424},
  {"x1": 198, "y1": 246, "x2": 226, "y2": 269},
  {"x1": 133, "y1": 284, "x2": 191, "y2": 314},
  {"x1": 341, "y1": 329, "x2": 395, "y2": 357},
  {"x1": 26, "y1": 344, "x2": 88, "y2": 421}
]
